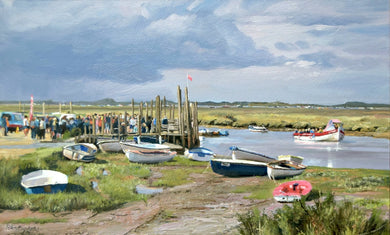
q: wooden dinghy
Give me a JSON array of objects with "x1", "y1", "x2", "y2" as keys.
[
  {"x1": 21, "y1": 170, "x2": 68, "y2": 194},
  {"x1": 210, "y1": 158, "x2": 268, "y2": 177},
  {"x1": 123, "y1": 149, "x2": 176, "y2": 164},
  {"x1": 230, "y1": 146, "x2": 276, "y2": 163},
  {"x1": 267, "y1": 160, "x2": 306, "y2": 180},
  {"x1": 63, "y1": 143, "x2": 97, "y2": 162},
  {"x1": 184, "y1": 147, "x2": 215, "y2": 162},
  {"x1": 273, "y1": 180, "x2": 312, "y2": 202}
]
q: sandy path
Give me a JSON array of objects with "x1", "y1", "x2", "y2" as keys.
[{"x1": 0, "y1": 170, "x2": 281, "y2": 235}]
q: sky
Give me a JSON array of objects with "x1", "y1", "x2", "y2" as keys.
[{"x1": 0, "y1": 0, "x2": 389, "y2": 105}]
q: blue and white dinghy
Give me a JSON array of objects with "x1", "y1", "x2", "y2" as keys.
[
  {"x1": 21, "y1": 170, "x2": 68, "y2": 194},
  {"x1": 185, "y1": 147, "x2": 215, "y2": 162}
]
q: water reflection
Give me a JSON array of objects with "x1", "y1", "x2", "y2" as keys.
[{"x1": 200, "y1": 128, "x2": 389, "y2": 170}]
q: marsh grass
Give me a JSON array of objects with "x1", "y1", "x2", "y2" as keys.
[
  {"x1": 237, "y1": 193, "x2": 390, "y2": 235},
  {"x1": 232, "y1": 179, "x2": 276, "y2": 200},
  {"x1": 0, "y1": 149, "x2": 152, "y2": 212},
  {"x1": 198, "y1": 107, "x2": 390, "y2": 136},
  {"x1": 6, "y1": 217, "x2": 67, "y2": 224}
]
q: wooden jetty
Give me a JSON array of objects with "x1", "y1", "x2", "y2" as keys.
[{"x1": 76, "y1": 86, "x2": 200, "y2": 149}]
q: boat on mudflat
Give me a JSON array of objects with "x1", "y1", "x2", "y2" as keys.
[
  {"x1": 97, "y1": 140, "x2": 134, "y2": 153},
  {"x1": 267, "y1": 160, "x2": 306, "y2": 180},
  {"x1": 63, "y1": 143, "x2": 97, "y2": 162},
  {"x1": 123, "y1": 149, "x2": 176, "y2": 164},
  {"x1": 210, "y1": 158, "x2": 268, "y2": 177},
  {"x1": 293, "y1": 119, "x2": 345, "y2": 142},
  {"x1": 21, "y1": 170, "x2": 68, "y2": 194},
  {"x1": 273, "y1": 180, "x2": 312, "y2": 202},
  {"x1": 248, "y1": 125, "x2": 268, "y2": 132},
  {"x1": 184, "y1": 147, "x2": 215, "y2": 162},
  {"x1": 277, "y1": 155, "x2": 304, "y2": 165},
  {"x1": 230, "y1": 146, "x2": 276, "y2": 163},
  {"x1": 120, "y1": 142, "x2": 170, "y2": 153}
]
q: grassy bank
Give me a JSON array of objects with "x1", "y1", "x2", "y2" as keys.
[{"x1": 0, "y1": 148, "x2": 388, "y2": 214}]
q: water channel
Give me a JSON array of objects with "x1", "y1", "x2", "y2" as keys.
[{"x1": 200, "y1": 128, "x2": 390, "y2": 170}]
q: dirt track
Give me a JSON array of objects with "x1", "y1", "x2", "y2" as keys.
[{"x1": 0, "y1": 169, "x2": 282, "y2": 235}]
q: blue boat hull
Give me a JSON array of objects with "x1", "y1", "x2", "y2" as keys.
[
  {"x1": 23, "y1": 184, "x2": 68, "y2": 194},
  {"x1": 210, "y1": 159, "x2": 267, "y2": 177}
]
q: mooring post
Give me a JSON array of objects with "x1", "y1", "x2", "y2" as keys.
[
  {"x1": 156, "y1": 95, "x2": 161, "y2": 136},
  {"x1": 185, "y1": 87, "x2": 191, "y2": 149},
  {"x1": 163, "y1": 96, "x2": 166, "y2": 118},
  {"x1": 131, "y1": 99, "x2": 134, "y2": 117},
  {"x1": 177, "y1": 86, "x2": 185, "y2": 147},
  {"x1": 138, "y1": 102, "x2": 143, "y2": 137}
]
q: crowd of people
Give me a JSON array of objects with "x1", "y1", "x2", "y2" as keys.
[{"x1": 15, "y1": 113, "x2": 167, "y2": 140}]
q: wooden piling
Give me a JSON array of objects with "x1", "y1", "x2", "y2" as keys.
[
  {"x1": 185, "y1": 87, "x2": 191, "y2": 148},
  {"x1": 131, "y1": 99, "x2": 134, "y2": 116},
  {"x1": 177, "y1": 86, "x2": 185, "y2": 147}
]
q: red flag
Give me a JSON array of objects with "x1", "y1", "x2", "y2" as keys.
[{"x1": 187, "y1": 74, "x2": 192, "y2": 81}]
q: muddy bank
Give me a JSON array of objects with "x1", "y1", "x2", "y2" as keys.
[{"x1": 0, "y1": 170, "x2": 277, "y2": 235}]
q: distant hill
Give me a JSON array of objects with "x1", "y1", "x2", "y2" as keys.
[{"x1": 0, "y1": 99, "x2": 388, "y2": 108}]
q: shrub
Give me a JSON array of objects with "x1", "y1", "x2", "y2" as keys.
[{"x1": 237, "y1": 193, "x2": 389, "y2": 235}]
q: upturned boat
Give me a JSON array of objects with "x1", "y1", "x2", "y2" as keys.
[
  {"x1": 267, "y1": 160, "x2": 306, "y2": 180},
  {"x1": 63, "y1": 143, "x2": 97, "y2": 162},
  {"x1": 123, "y1": 149, "x2": 176, "y2": 164},
  {"x1": 230, "y1": 146, "x2": 276, "y2": 163},
  {"x1": 120, "y1": 142, "x2": 170, "y2": 152},
  {"x1": 21, "y1": 170, "x2": 68, "y2": 194},
  {"x1": 293, "y1": 119, "x2": 345, "y2": 142},
  {"x1": 97, "y1": 140, "x2": 134, "y2": 153},
  {"x1": 210, "y1": 158, "x2": 268, "y2": 177},
  {"x1": 184, "y1": 147, "x2": 215, "y2": 162},
  {"x1": 273, "y1": 180, "x2": 312, "y2": 202}
]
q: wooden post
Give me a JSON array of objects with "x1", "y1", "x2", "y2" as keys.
[
  {"x1": 172, "y1": 104, "x2": 175, "y2": 120},
  {"x1": 59, "y1": 103, "x2": 61, "y2": 113},
  {"x1": 185, "y1": 87, "x2": 191, "y2": 148},
  {"x1": 192, "y1": 102, "x2": 199, "y2": 147},
  {"x1": 146, "y1": 102, "x2": 149, "y2": 119},
  {"x1": 19, "y1": 101, "x2": 21, "y2": 112},
  {"x1": 92, "y1": 117, "x2": 96, "y2": 136},
  {"x1": 177, "y1": 86, "x2": 184, "y2": 147},
  {"x1": 42, "y1": 102, "x2": 45, "y2": 116},
  {"x1": 118, "y1": 113, "x2": 121, "y2": 140},
  {"x1": 156, "y1": 95, "x2": 161, "y2": 135},
  {"x1": 110, "y1": 113, "x2": 113, "y2": 135},
  {"x1": 151, "y1": 99, "x2": 154, "y2": 120},
  {"x1": 70, "y1": 101, "x2": 73, "y2": 113},
  {"x1": 102, "y1": 114, "x2": 105, "y2": 135},
  {"x1": 163, "y1": 96, "x2": 166, "y2": 117},
  {"x1": 131, "y1": 99, "x2": 134, "y2": 117},
  {"x1": 138, "y1": 102, "x2": 143, "y2": 136}
]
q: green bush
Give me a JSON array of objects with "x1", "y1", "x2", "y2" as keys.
[{"x1": 237, "y1": 193, "x2": 389, "y2": 235}]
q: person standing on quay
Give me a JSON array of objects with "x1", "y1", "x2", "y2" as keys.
[{"x1": 23, "y1": 115, "x2": 29, "y2": 136}]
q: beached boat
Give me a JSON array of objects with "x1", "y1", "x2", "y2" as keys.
[
  {"x1": 97, "y1": 140, "x2": 134, "y2": 153},
  {"x1": 210, "y1": 158, "x2": 268, "y2": 177},
  {"x1": 273, "y1": 180, "x2": 312, "y2": 202},
  {"x1": 123, "y1": 149, "x2": 176, "y2": 164},
  {"x1": 120, "y1": 142, "x2": 170, "y2": 152},
  {"x1": 293, "y1": 119, "x2": 345, "y2": 142},
  {"x1": 63, "y1": 143, "x2": 97, "y2": 162},
  {"x1": 277, "y1": 155, "x2": 304, "y2": 165},
  {"x1": 267, "y1": 160, "x2": 307, "y2": 180},
  {"x1": 230, "y1": 146, "x2": 276, "y2": 163},
  {"x1": 21, "y1": 170, "x2": 68, "y2": 194},
  {"x1": 133, "y1": 135, "x2": 166, "y2": 144},
  {"x1": 184, "y1": 147, "x2": 215, "y2": 162},
  {"x1": 248, "y1": 125, "x2": 268, "y2": 132}
]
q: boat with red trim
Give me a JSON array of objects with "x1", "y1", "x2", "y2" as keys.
[{"x1": 293, "y1": 119, "x2": 345, "y2": 142}]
